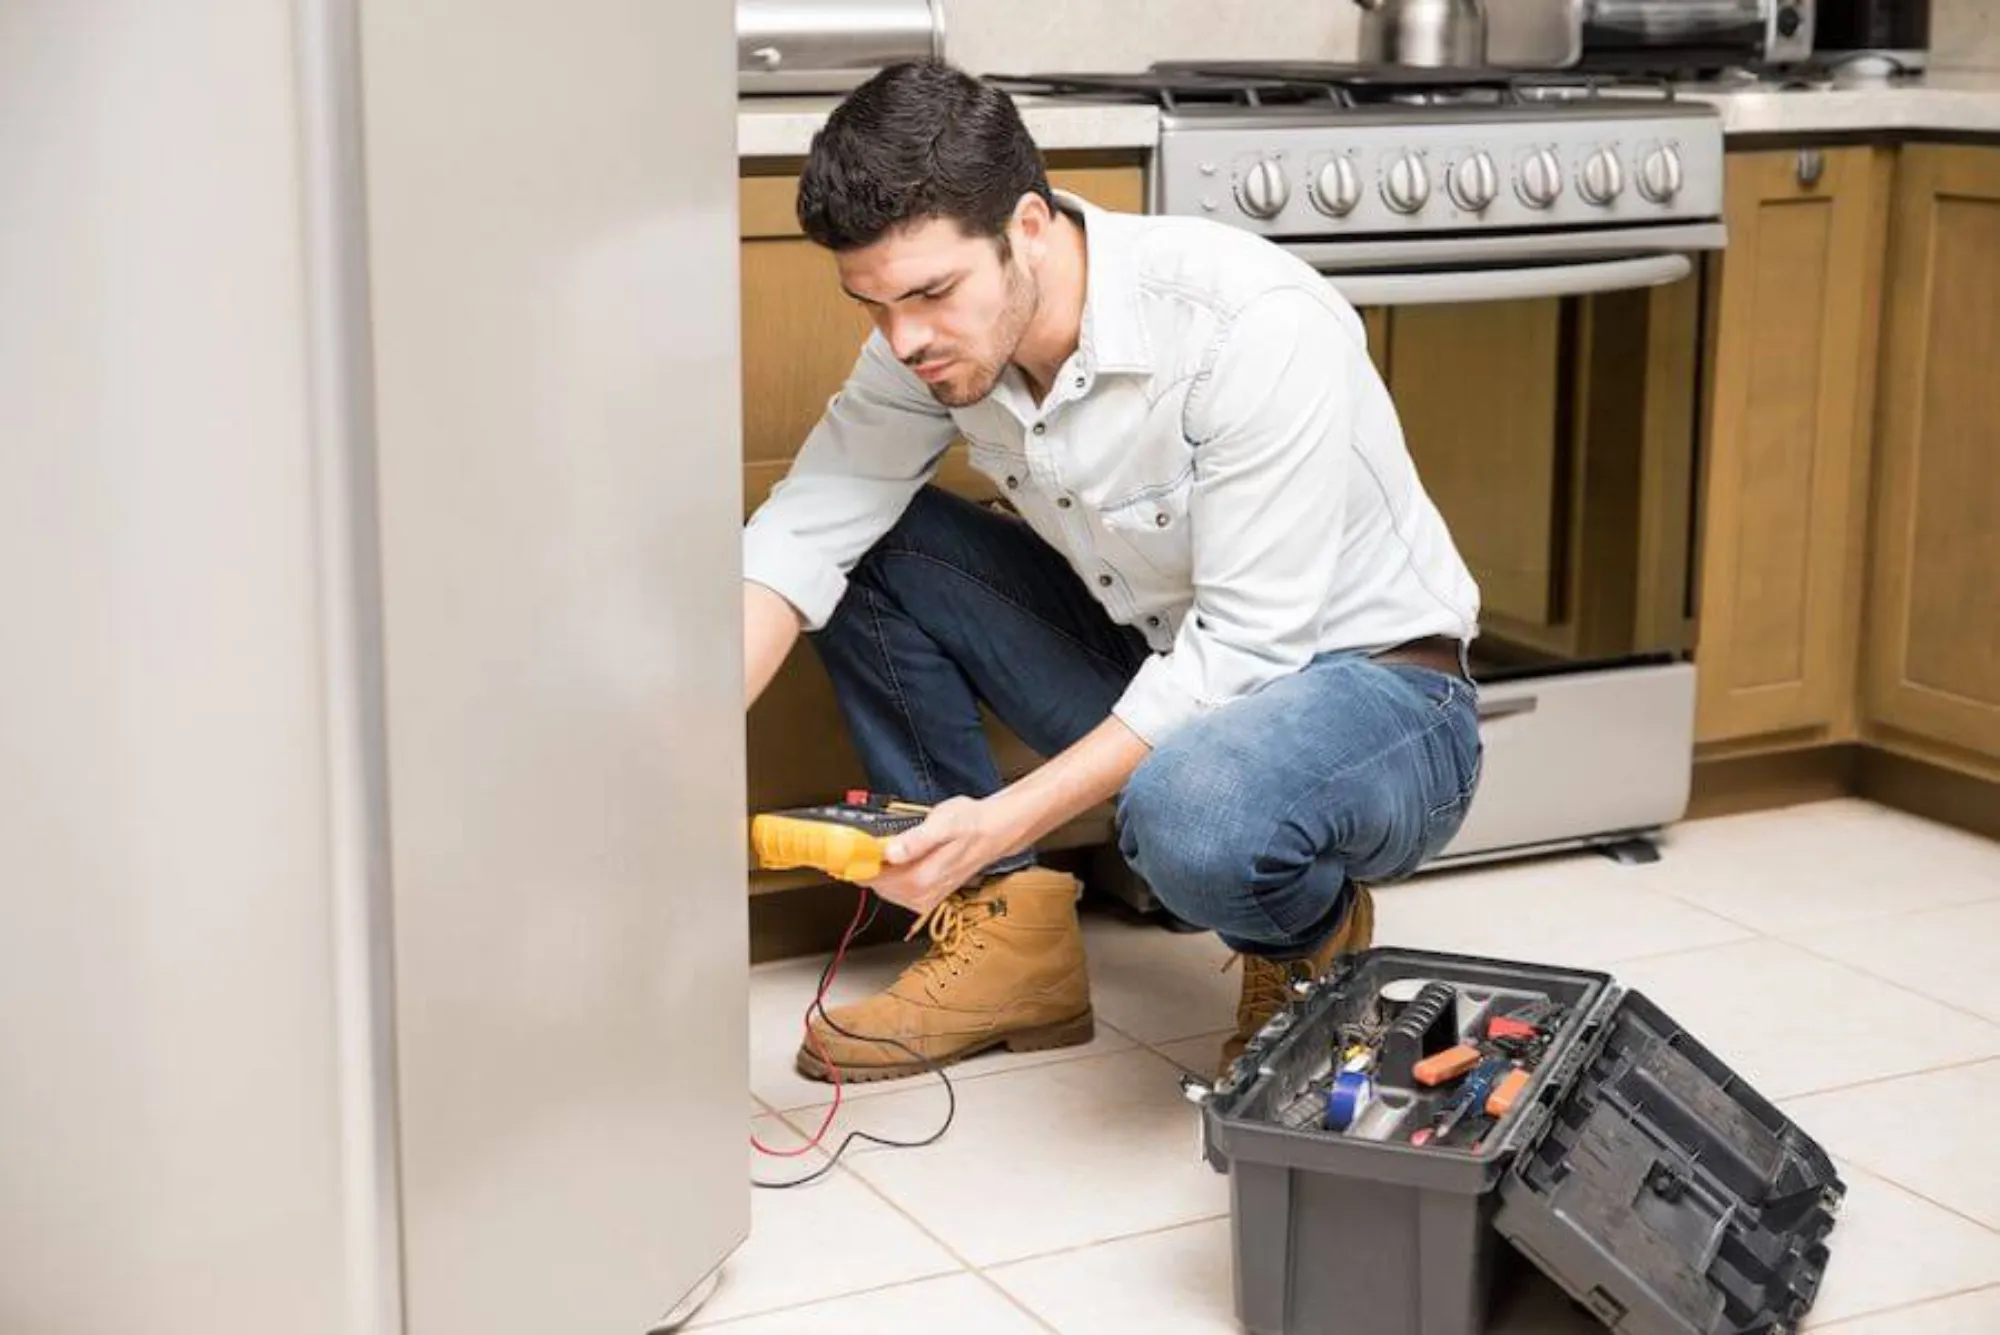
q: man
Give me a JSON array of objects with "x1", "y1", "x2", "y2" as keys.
[{"x1": 742, "y1": 60, "x2": 1483, "y2": 1082}]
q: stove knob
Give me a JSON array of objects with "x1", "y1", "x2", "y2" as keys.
[
  {"x1": 1581, "y1": 148, "x2": 1626, "y2": 206},
  {"x1": 1235, "y1": 157, "x2": 1291, "y2": 220},
  {"x1": 1382, "y1": 152, "x2": 1431, "y2": 215},
  {"x1": 1309, "y1": 156, "x2": 1362, "y2": 218},
  {"x1": 1517, "y1": 148, "x2": 1564, "y2": 210},
  {"x1": 1448, "y1": 151, "x2": 1500, "y2": 213},
  {"x1": 1639, "y1": 145, "x2": 1685, "y2": 203}
]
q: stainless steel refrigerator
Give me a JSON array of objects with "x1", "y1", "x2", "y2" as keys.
[{"x1": 0, "y1": 2, "x2": 749, "y2": 1332}]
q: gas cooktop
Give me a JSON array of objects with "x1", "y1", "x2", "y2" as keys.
[
  {"x1": 993, "y1": 62, "x2": 1725, "y2": 244},
  {"x1": 988, "y1": 63, "x2": 1686, "y2": 111}
]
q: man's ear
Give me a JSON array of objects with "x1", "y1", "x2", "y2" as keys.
[{"x1": 1009, "y1": 191, "x2": 1055, "y2": 263}]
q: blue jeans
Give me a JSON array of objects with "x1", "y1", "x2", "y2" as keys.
[{"x1": 809, "y1": 487, "x2": 1483, "y2": 958}]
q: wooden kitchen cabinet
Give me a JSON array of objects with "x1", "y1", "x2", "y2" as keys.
[
  {"x1": 1863, "y1": 146, "x2": 2000, "y2": 778},
  {"x1": 738, "y1": 156, "x2": 1146, "y2": 854},
  {"x1": 1692, "y1": 146, "x2": 1892, "y2": 749}
]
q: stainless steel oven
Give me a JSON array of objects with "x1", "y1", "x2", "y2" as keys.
[{"x1": 997, "y1": 66, "x2": 1730, "y2": 873}]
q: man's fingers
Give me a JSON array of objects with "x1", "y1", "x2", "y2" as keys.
[{"x1": 885, "y1": 812, "x2": 951, "y2": 865}]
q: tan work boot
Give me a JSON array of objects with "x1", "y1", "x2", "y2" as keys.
[
  {"x1": 795, "y1": 868, "x2": 1094, "y2": 1083},
  {"x1": 1219, "y1": 884, "x2": 1376, "y2": 1076}
]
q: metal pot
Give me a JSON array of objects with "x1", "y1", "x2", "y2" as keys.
[{"x1": 1354, "y1": 0, "x2": 1489, "y2": 69}]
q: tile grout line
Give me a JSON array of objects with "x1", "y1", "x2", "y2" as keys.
[
  {"x1": 1752, "y1": 887, "x2": 2000, "y2": 940},
  {"x1": 1781, "y1": 1052, "x2": 2000, "y2": 1106},
  {"x1": 977, "y1": 1213, "x2": 1234, "y2": 1276},
  {"x1": 1777, "y1": 934, "x2": 2000, "y2": 1032},
  {"x1": 684, "y1": 1271, "x2": 972, "y2": 1330},
  {"x1": 1850, "y1": 1174, "x2": 2000, "y2": 1243},
  {"x1": 969, "y1": 1271, "x2": 1065, "y2": 1334},
  {"x1": 1814, "y1": 1279, "x2": 2000, "y2": 1330},
  {"x1": 758, "y1": 1045, "x2": 1238, "y2": 1324},
  {"x1": 756, "y1": 1015, "x2": 1151, "y2": 1117},
  {"x1": 743, "y1": 1104, "x2": 1003, "y2": 1331},
  {"x1": 1599, "y1": 927, "x2": 1774, "y2": 967}
]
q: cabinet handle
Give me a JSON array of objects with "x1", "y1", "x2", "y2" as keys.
[{"x1": 1796, "y1": 149, "x2": 1826, "y2": 188}]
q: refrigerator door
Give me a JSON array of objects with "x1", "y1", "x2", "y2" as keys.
[
  {"x1": 1, "y1": 0, "x2": 748, "y2": 1331},
  {"x1": 353, "y1": 0, "x2": 750, "y2": 1331}
]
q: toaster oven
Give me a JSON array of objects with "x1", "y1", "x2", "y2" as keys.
[{"x1": 1580, "y1": 0, "x2": 1815, "y2": 71}]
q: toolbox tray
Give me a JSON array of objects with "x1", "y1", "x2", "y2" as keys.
[
  {"x1": 1196, "y1": 947, "x2": 1845, "y2": 1335},
  {"x1": 1493, "y1": 988, "x2": 1844, "y2": 1334}
]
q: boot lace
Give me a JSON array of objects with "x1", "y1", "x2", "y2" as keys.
[{"x1": 907, "y1": 893, "x2": 1006, "y2": 989}]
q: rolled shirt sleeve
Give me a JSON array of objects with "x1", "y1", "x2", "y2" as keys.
[
  {"x1": 1111, "y1": 288, "x2": 1359, "y2": 745},
  {"x1": 742, "y1": 331, "x2": 960, "y2": 630}
]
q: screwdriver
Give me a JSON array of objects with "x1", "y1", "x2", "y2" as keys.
[{"x1": 1412, "y1": 1057, "x2": 1511, "y2": 1147}]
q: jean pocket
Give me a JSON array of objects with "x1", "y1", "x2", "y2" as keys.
[
  {"x1": 1387, "y1": 661, "x2": 1462, "y2": 714},
  {"x1": 1422, "y1": 698, "x2": 1484, "y2": 841}
]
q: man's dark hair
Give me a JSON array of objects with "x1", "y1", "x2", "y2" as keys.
[{"x1": 796, "y1": 60, "x2": 1054, "y2": 254}]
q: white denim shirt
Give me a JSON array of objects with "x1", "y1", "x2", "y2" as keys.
[{"x1": 743, "y1": 193, "x2": 1481, "y2": 746}]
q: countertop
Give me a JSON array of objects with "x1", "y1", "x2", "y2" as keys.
[
  {"x1": 737, "y1": 73, "x2": 2000, "y2": 159},
  {"x1": 1681, "y1": 70, "x2": 2000, "y2": 137},
  {"x1": 737, "y1": 94, "x2": 1159, "y2": 159}
]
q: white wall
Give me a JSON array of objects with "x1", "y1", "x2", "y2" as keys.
[
  {"x1": 0, "y1": 3, "x2": 355, "y2": 1332},
  {"x1": 944, "y1": 0, "x2": 1363, "y2": 74},
  {"x1": 1936, "y1": 0, "x2": 2000, "y2": 70},
  {"x1": 947, "y1": 2, "x2": 2000, "y2": 76}
]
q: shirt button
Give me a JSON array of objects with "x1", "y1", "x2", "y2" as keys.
[
  {"x1": 1032, "y1": 423, "x2": 1046, "y2": 436},
  {"x1": 1147, "y1": 615, "x2": 1161, "y2": 628},
  {"x1": 1005, "y1": 475, "x2": 1019, "y2": 490},
  {"x1": 1154, "y1": 512, "x2": 1170, "y2": 528},
  {"x1": 1097, "y1": 574, "x2": 1113, "y2": 588},
  {"x1": 1056, "y1": 496, "x2": 1072, "y2": 509},
  {"x1": 1074, "y1": 376, "x2": 1086, "y2": 389}
]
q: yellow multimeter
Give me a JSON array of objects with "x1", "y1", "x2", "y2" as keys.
[{"x1": 750, "y1": 791, "x2": 931, "y2": 883}]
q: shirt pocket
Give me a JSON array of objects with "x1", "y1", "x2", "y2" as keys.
[{"x1": 1097, "y1": 465, "x2": 1194, "y2": 577}]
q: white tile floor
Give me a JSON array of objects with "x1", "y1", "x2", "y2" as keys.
[{"x1": 705, "y1": 799, "x2": 2000, "y2": 1333}]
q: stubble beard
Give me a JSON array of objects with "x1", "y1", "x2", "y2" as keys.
[{"x1": 925, "y1": 259, "x2": 1040, "y2": 409}]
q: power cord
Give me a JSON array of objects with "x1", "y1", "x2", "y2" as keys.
[{"x1": 750, "y1": 887, "x2": 957, "y2": 1189}]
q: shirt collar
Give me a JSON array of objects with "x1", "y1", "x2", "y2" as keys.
[{"x1": 1053, "y1": 189, "x2": 1152, "y2": 375}]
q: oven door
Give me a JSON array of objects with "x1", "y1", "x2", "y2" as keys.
[{"x1": 1305, "y1": 226, "x2": 1717, "y2": 861}]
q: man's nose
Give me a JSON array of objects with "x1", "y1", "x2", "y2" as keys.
[{"x1": 883, "y1": 311, "x2": 933, "y2": 364}]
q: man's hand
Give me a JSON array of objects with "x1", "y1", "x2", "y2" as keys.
[
  {"x1": 867, "y1": 796, "x2": 1012, "y2": 918},
  {"x1": 864, "y1": 716, "x2": 1154, "y2": 919}
]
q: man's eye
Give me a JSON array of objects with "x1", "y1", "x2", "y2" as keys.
[{"x1": 925, "y1": 286, "x2": 955, "y2": 301}]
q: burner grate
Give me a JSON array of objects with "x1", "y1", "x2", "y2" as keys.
[
  {"x1": 984, "y1": 71, "x2": 1339, "y2": 112},
  {"x1": 991, "y1": 64, "x2": 1688, "y2": 114}
]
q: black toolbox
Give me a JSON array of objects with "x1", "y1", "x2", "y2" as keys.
[{"x1": 1188, "y1": 948, "x2": 1845, "y2": 1335}]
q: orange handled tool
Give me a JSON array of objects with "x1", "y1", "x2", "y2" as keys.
[
  {"x1": 1413, "y1": 1043, "x2": 1483, "y2": 1087},
  {"x1": 1486, "y1": 1066, "x2": 1532, "y2": 1118}
]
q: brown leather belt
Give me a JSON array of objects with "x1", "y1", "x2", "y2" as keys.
[{"x1": 1371, "y1": 634, "x2": 1468, "y2": 680}]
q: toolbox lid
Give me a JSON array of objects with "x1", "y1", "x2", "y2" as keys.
[{"x1": 1493, "y1": 988, "x2": 1847, "y2": 1335}]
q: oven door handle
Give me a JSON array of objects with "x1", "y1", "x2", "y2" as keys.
[{"x1": 1323, "y1": 254, "x2": 1692, "y2": 307}]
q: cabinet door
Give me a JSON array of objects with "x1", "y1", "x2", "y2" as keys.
[
  {"x1": 1693, "y1": 147, "x2": 1889, "y2": 746},
  {"x1": 1865, "y1": 146, "x2": 2000, "y2": 775}
]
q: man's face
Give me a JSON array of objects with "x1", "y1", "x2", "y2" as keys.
[{"x1": 836, "y1": 212, "x2": 1040, "y2": 408}]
